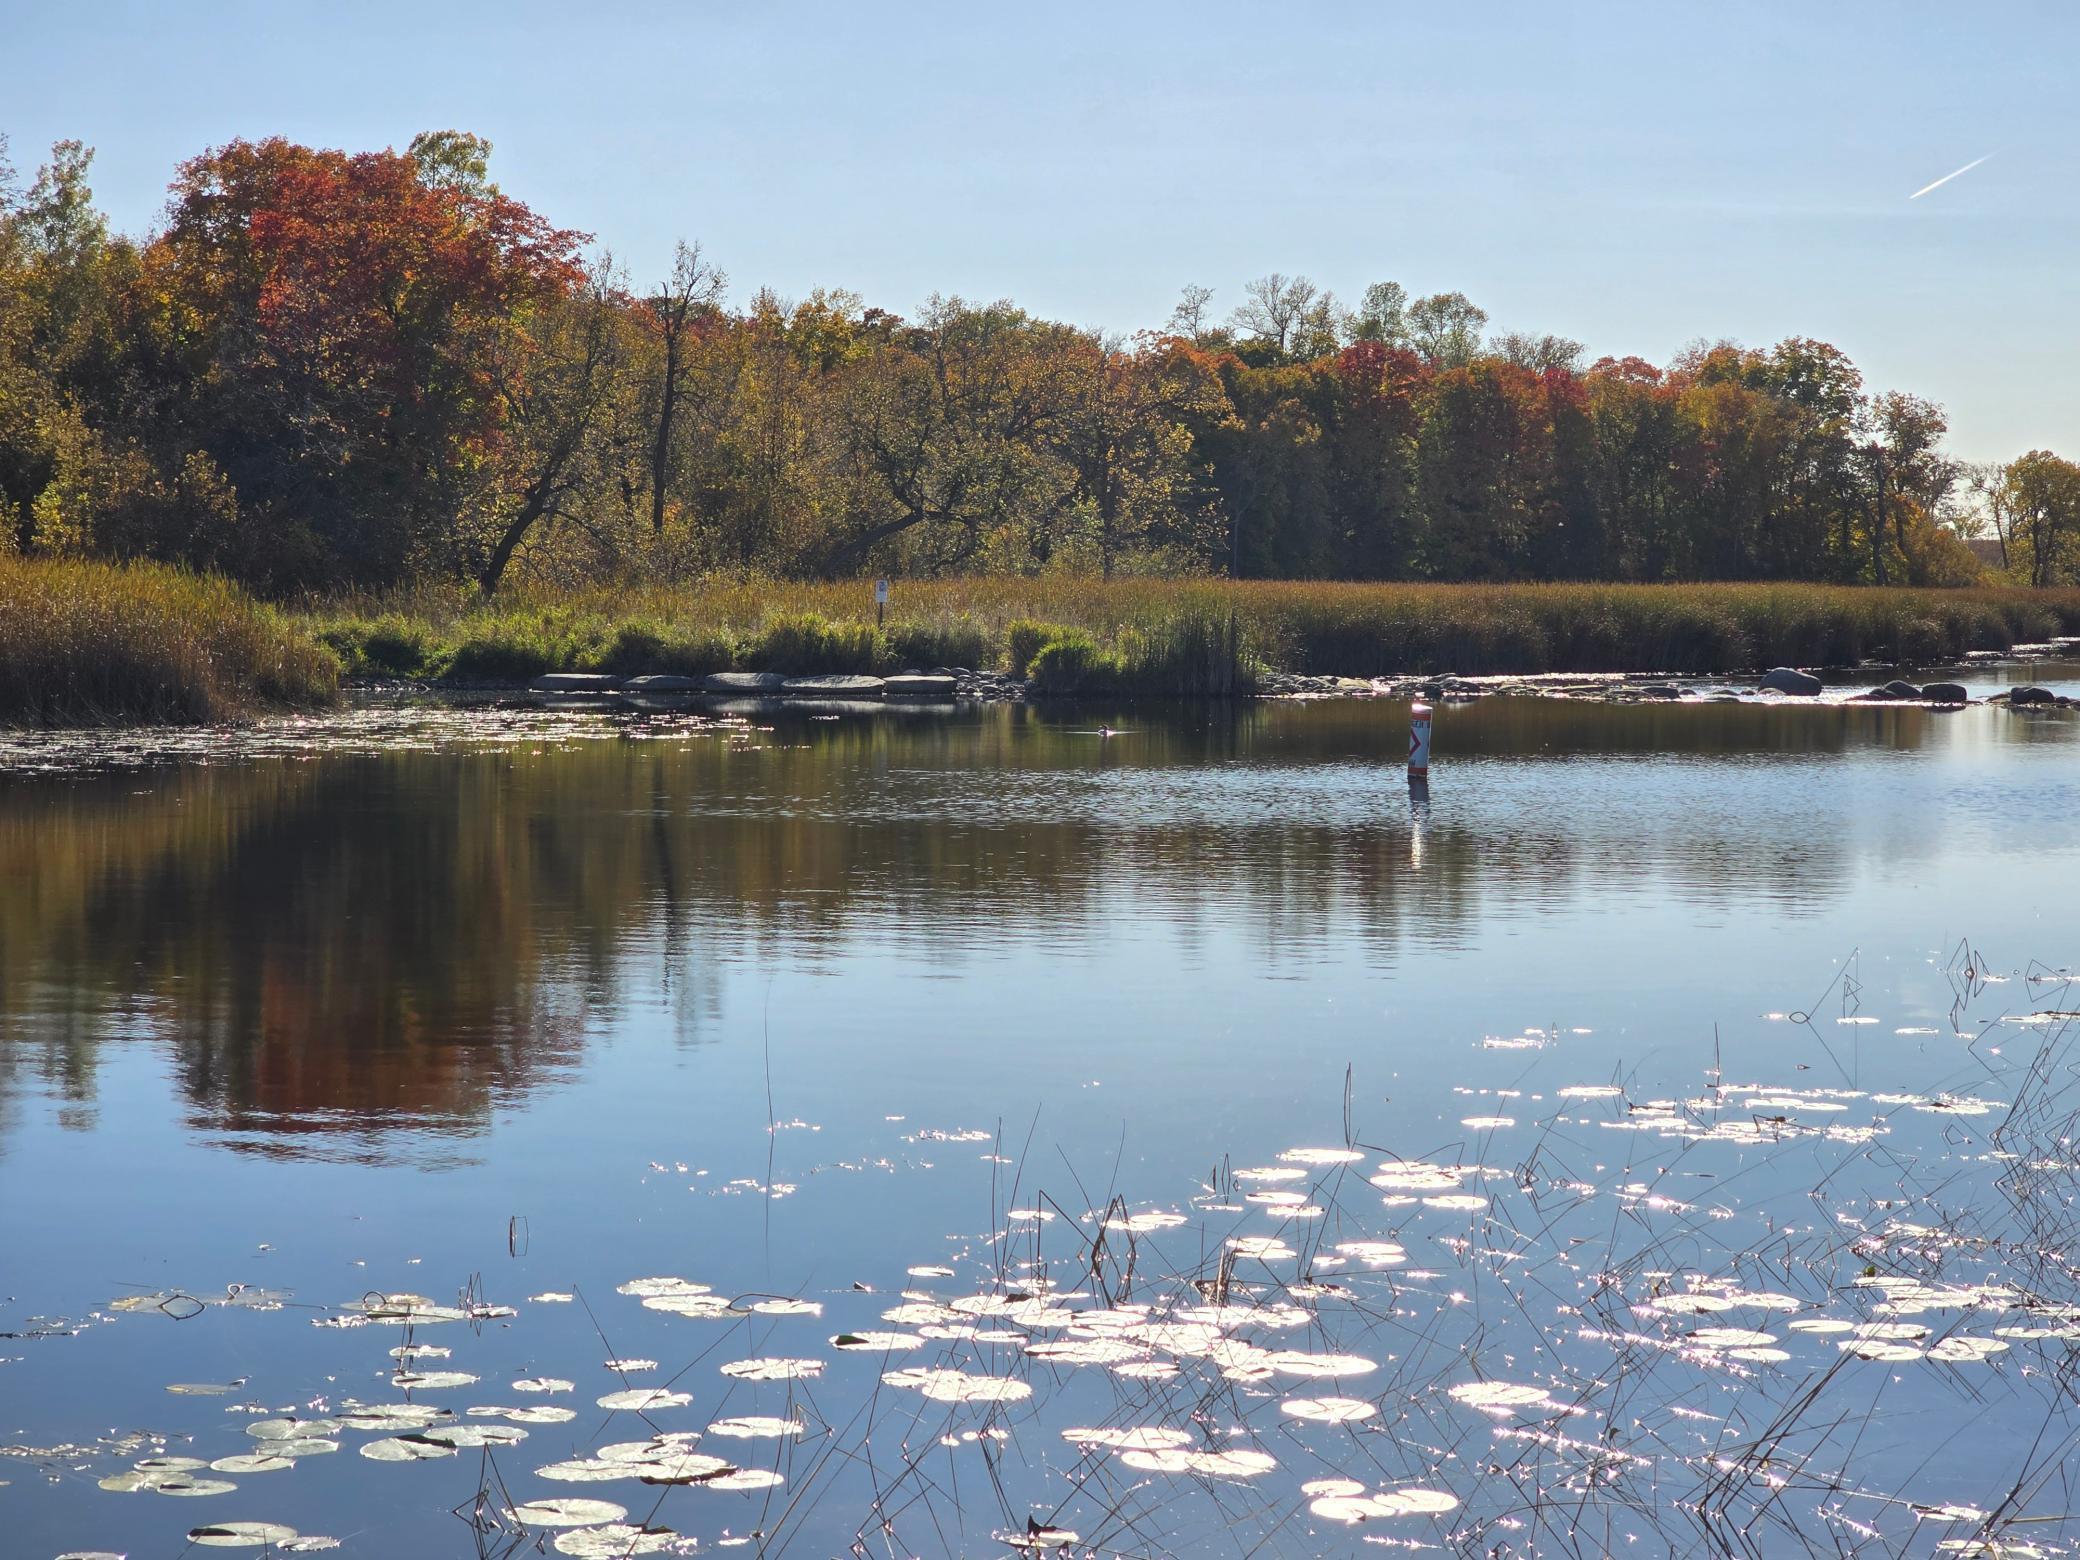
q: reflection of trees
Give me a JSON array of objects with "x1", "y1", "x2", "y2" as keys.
[{"x1": 0, "y1": 697, "x2": 1977, "y2": 1156}]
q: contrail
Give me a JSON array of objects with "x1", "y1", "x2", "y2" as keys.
[{"x1": 1909, "y1": 153, "x2": 1992, "y2": 200}]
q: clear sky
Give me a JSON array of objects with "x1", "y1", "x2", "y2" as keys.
[{"x1": 6, "y1": 0, "x2": 2073, "y2": 461}]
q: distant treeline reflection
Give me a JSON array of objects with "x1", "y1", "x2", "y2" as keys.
[{"x1": 0, "y1": 698, "x2": 2015, "y2": 1152}]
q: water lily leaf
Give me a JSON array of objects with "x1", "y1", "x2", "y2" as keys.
[
  {"x1": 705, "y1": 1416, "x2": 803, "y2": 1439},
  {"x1": 186, "y1": 1523, "x2": 300, "y2": 1548},
  {"x1": 1000, "y1": 1524, "x2": 1080, "y2": 1549},
  {"x1": 880, "y1": 1367, "x2": 1031, "y2": 1403},
  {"x1": 1448, "y1": 1382, "x2": 1553, "y2": 1409},
  {"x1": 358, "y1": 1435, "x2": 456, "y2": 1461},
  {"x1": 246, "y1": 1418, "x2": 340, "y2": 1441},
  {"x1": 392, "y1": 1370, "x2": 478, "y2": 1389},
  {"x1": 831, "y1": 1331, "x2": 922, "y2": 1351},
  {"x1": 553, "y1": 1525, "x2": 682, "y2": 1557},
  {"x1": 507, "y1": 1498, "x2": 629, "y2": 1527},
  {"x1": 719, "y1": 1358, "x2": 823, "y2": 1381},
  {"x1": 597, "y1": 1389, "x2": 691, "y2": 1411},
  {"x1": 1282, "y1": 1395, "x2": 1376, "y2": 1422},
  {"x1": 642, "y1": 1293, "x2": 732, "y2": 1317},
  {"x1": 744, "y1": 1298, "x2": 821, "y2": 1316},
  {"x1": 208, "y1": 1455, "x2": 293, "y2": 1474},
  {"x1": 701, "y1": 1468, "x2": 785, "y2": 1490},
  {"x1": 470, "y1": 1404, "x2": 577, "y2": 1424},
  {"x1": 421, "y1": 1424, "x2": 529, "y2": 1447},
  {"x1": 268, "y1": 1439, "x2": 339, "y2": 1458}
]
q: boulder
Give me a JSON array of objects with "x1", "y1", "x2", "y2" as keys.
[
  {"x1": 620, "y1": 674, "x2": 701, "y2": 693},
  {"x1": 781, "y1": 674, "x2": 886, "y2": 697},
  {"x1": 1855, "y1": 679, "x2": 1922, "y2": 701},
  {"x1": 529, "y1": 672, "x2": 620, "y2": 693},
  {"x1": 1759, "y1": 666, "x2": 1823, "y2": 697},
  {"x1": 884, "y1": 674, "x2": 958, "y2": 698},
  {"x1": 1920, "y1": 682, "x2": 1969, "y2": 704},
  {"x1": 2010, "y1": 685, "x2": 2058, "y2": 705},
  {"x1": 704, "y1": 671, "x2": 787, "y2": 694}
]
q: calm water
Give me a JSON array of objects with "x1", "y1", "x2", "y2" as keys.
[{"x1": 3, "y1": 687, "x2": 2078, "y2": 1558}]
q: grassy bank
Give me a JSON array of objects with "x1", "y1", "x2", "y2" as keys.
[
  {"x1": 0, "y1": 556, "x2": 338, "y2": 725},
  {"x1": 309, "y1": 579, "x2": 2080, "y2": 687},
  {"x1": 8, "y1": 569, "x2": 2075, "y2": 728}
]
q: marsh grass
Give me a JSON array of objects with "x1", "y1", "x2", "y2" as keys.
[
  {"x1": 12, "y1": 565, "x2": 2073, "y2": 724},
  {"x1": 307, "y1": 579, "x2": 2080, "y2": 689},
  {"x1": 0, "y1": 555, "x2": 338, "y2": 726}
]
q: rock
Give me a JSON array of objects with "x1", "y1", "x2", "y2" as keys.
[
  {"x1": 1855, "y1": 679, "x2": 1922, "y2": 701},
  {"x1": 1637, "y1": 683, "x2": 1682, "y2": 699},
  {"x1": 1920, "y1": 682, "x2": 1969, "y2": 704},
  {"x1": 620, "y1": 674, "x2": 701, "y2": 693},
  {"x1": 704, "y1": 671, "x2": 787, "y2": 694},
  {"x1": 884, "y1": 674, "x2": 958, "y2": 698},
  {"x1": 529, "y1": 672, "x2": 620, "y2": 693},
  {"x1": 2010, "y1": 685, "x2": 2058, "y2": 705},
  {"x1": 1759, "y1": 666, "x2": 1823, "y2": 697},
  {"x1": 781, "y1": 674, "x2": 886, "y2": 697}
]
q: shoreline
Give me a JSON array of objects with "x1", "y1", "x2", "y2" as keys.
[{"x1": 341, "y1": 648, "x2": 2080, "y2": 713}]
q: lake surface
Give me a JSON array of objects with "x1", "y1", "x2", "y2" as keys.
[{"x1": 3, "y1": 685, "x2": 2078, "y2": 1558}]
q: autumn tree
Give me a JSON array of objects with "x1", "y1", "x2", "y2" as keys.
[
  {"x1": 1044, "y1": 334, "x2": 1227, "y2": 576},
  {"x1": 1230, "y1": 274, "x2": 1341, "y2": 362},
  {"x1": 1406, "y1": 291, "x2": 1488, "y2": 369},
  {"x1": 146, "y1": 135, "x2": 585, "y2": 586},
  {"x1": 643, "y1": 240, "x2": 726, "y2": 535},
  {"x1": 474, "y1": 259, "x2": 635, "y2": 591},
  {"x1": 2002, "y1": 451, "x2": 2080, "y2": 587}
]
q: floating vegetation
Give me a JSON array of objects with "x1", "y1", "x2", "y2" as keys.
[
  {"x1": 508, "y1": 1497, "x2": 629, "y2": 1526},
  {"x1": 706, "y1": 1415, "x2": 804, "y2": 1439},
  {"x1": 21, "y1": 964, "x2": 2080, "y2": 1557},
  {"x1": 1282, "y1": 1395, "x2": 1376, "y2": 1422},
  {"x1": 718, "y1": 1357, "x2": 822, "y2": 1381},
  {"x1": 882, "y1": 1367, "x2": 1034, "y2": 1403},
  {"x1": 596, "y1": 1388, "x2": 692, "y2": 1411},
  {"x1": 186, "y1": 1522, "x2": 301, "y2": 1548}
]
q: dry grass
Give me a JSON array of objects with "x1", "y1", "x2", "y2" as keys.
[{"x1": 0, "y1": 555, "x2": 339, "y2": 726}]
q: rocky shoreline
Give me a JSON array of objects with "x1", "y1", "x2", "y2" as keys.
[
  {"x1": 339, "y1": 658, "x2": 2080, "y2": 712},
  {"x1": 340, "y1": 635, "x2": 2080, "y2": 711}
]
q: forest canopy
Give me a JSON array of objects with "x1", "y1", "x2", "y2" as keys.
[{"x1": 2, "y1": 131, "x2": 2074, "y2": 596}]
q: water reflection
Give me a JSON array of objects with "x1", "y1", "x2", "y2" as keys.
[{"x1": 2, "y1": 696, "x2": 2073, "y2": 1157}]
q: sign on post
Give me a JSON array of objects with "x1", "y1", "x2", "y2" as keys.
[{"x1": 874, "y1": 578, "x2": 890, "y2": 627}]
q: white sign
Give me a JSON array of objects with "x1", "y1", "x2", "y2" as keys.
[{"x1": 874, "y1": 578, "x2": 890, "y2": 605}]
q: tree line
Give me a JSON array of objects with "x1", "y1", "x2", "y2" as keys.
[{"x1": 3, "y1": 131, "x2": 2075, "y2": 596}]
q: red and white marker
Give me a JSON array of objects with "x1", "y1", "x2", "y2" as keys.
[{"x1": 1408, "y1": 700, "x2": 1432, "y2": 780}]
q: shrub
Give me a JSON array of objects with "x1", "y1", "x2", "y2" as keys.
[
  {"x1": 441, "y1": 611, "x2": 608, "y2": 681},
  {"x1": 1027, "y1": 631, "x2": 1124, "y2": 694},
  {"x1": 586, "y1": 619, "x2": 736, "y2": 677},
  {"x1": 1005, "y1": 619, "x2": 1077, "y2": 678},
  {"x1": 311, "y1": 612, "x2": 434, "y2": 677},
  {"x1": 750, "y1": 612, "x2": 885, "y2": 674},
  {"x1": 885, "y1": 615, "x2": 991, "y2": 671}
]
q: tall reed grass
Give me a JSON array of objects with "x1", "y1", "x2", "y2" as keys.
[{"x1": 0, "y1": 556, "x2": 339, "y2": 725}]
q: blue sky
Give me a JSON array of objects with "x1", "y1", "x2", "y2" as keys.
[{"x1": 6, "y1": 0, "x2": 2072, "y2": 460}]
